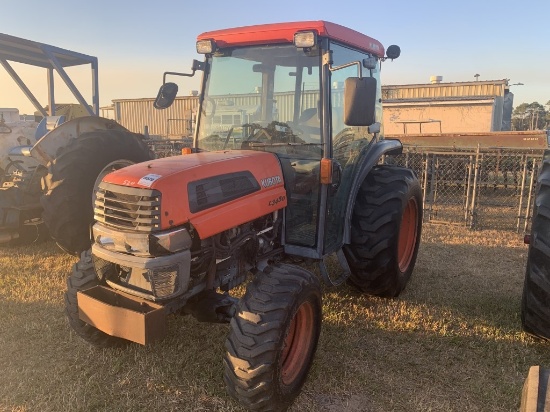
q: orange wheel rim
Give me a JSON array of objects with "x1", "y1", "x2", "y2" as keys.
[
  {"x1": 280, "y1": 301, "x2": 315, "y2": 386},
  {"x1": 398, "y1": 197, "x2": 418, "y2": 272}
]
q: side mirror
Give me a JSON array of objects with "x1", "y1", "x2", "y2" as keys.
[
  {"x1": 344, "y1": 77, "x2": 377, "y2": 126},
  {"x1": 154, "y1": 82, "x2": 178, "y2": 109}
]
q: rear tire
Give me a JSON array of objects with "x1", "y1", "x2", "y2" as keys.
[
  {"x1": 41, "y1": 130, "x2": 153, "y2": 255},
  {"x1": 223, "y1": 263, "x2": 322, "y2": 411},
  {"x1": 521, "y1": 154, "x2": 550, "y2": 339},
  {"x1": 65, "y1": 250, "x2": 122, "y2": 347},
  {"x1": 344, "y1": 165, "x2": 422, "y2": 297}
]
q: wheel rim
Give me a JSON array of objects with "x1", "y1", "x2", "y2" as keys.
[
  {"x1": 397, "y1": 197, "x2": 419, "y2": 272},
  {"x1": 280, "y1": 300, "x2": 316, "y2": 386},
  {"x1": 92, "y1": 159, "x2": 135, "y2": 209}
]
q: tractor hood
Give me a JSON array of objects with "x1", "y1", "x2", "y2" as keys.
[{"x1": 99, "y1": 150, "x2": 288, "y2": 239}]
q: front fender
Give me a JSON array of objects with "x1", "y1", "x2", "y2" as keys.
[
  {"x1": 342, "y1": 138, "x2": 403, "y2": 243},
  {"x1": 30, "y1": 116, "x2": 128, "y2": 166}
]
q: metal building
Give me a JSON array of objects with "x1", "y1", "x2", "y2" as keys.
[{"x1": 382, "y1": 78, "x2": 513, "y2": 134}]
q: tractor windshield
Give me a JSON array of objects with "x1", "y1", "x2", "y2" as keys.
[{"x1": 196, "y1": 45, "x2": 322, "y2": 155}]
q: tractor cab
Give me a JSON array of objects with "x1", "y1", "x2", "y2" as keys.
[{"x1": 155, "y1": 21, "x2": 400, "y2": 260}]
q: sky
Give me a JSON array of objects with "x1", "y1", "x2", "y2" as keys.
[{"x1": 1, "y1": 0, "x2": 549, "y2": 115}]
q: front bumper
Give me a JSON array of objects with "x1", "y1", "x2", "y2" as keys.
[
  {"x1": 92, "y1": 243, "x2": 192, "y2": 301},
  {"x1": 78, "y1": 285, "x2": 166, "y2": 345}
]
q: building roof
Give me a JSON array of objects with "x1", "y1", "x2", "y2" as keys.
[
  {"x1": 383, "y1": 79, "x2": 508, "y2": 88},
  {"x1": 381, "y1": 79, "x2": 509, "y2": 101},
  {"x1": 383, "y1": 96, "x2": 497, "y2": 104}
]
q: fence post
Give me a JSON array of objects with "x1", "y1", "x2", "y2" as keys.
[
  {"x1": 422, "y1": 153, "x2": 431, "y2": 221},
  {"x1": 465, "y1": 154, "x2": 474, "y2": 222},
  {"x1": 469, "y1": 145, "x2": 481, "y2": 229},
  {"x1": 517, "y1": 155, "x2": 529, "y2": 232},
  {"x1": 524, "y1": 158, "x2": 539, "y2": 233}
]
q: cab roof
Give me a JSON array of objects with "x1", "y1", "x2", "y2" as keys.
[{"x1": 197, "y1": 21, "x2": 385, "y2": 57}]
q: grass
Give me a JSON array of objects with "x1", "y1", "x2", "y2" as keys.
[{"x1": 0, "y1": 224, "x2": 549, "y2": 411}]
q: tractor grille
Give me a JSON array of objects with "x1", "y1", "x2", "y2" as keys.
[{"x1": 94, "y1": 182, "x2": 161, "y2": 232}]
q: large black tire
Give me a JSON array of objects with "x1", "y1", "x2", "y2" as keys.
[
  {"x1": 521, "y1": 154, "x2": 550, "y2": 339},
  {"x1": 223, "y1": 263, "x2": 322, "y2": 411},
  {"x1": 65, "y1": 250, "x2": 122, "y2": 347},
  {"x1": 344, "y1": 165, "x2": 422, "y2": 297},
  {"x1": 41, "y1": 130, "x2": 153, "y2": 255}
]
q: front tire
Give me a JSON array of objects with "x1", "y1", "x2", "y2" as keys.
[
  {"x1": 223, "y1": 263, "x2": 322, "y2": 411},
  {"x1": 344, "y1": 165, "x2": 422, "y2": 297},
  {"x1": 41, "y1": 130, "x2": 153, "y2": 255}
]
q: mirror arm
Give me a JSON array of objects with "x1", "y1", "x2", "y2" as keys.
[
  {"x1": 162, "y1": 60, "x2": 205, "y2": 84},
  {"x1": 163, "y1": 70, "x2": 195, "y2": 84}
]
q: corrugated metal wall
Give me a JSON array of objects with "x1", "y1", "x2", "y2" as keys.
[
  {"x1": 382, "y1": 81, "x2": 507, "y2": 100},
  {"x1": 113, "y1": 97, "x2": 198, "y2": 137}
]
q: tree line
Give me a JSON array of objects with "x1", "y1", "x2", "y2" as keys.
[{"x1": 512, "y1": 101, "x2": 550, "y2": 131}]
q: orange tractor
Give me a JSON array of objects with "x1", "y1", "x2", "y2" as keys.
[{"x1": 68, "y1": 21, "x2": 422, "y2": 411}]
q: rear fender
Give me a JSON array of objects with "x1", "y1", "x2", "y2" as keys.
[
  {"x1": 29, "y1": 116, "x2": 129, "y2": 166},
  {"x1": 342, "y1": 138, "x2": 403, "y2": 243}
]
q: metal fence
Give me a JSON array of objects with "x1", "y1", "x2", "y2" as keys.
[
  {"x1": 144, "y1": 137, "x2": 544, "y2": 233},
  {"x1": 384, "y1": 146, "x2": 544, "y2": 232}
]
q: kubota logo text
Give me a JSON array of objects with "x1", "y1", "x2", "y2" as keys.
[{"x1": 260, "y1": 175, "x2": 282, "y2": 188}]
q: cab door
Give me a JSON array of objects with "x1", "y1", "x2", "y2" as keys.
[{"x1": 322, "y1": 43, "x2": 382, "y2": 254}]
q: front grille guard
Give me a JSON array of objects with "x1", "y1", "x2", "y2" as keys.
[{"x1": 94, "y1": 182, "x2": 161, "y2": 232}]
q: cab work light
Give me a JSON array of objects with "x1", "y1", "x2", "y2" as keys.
[
  {"x1": 196, "y1": 39, "x2": 216, "y2": 54},
  {"x1": 294, "y1": 31, "x2": 317, "y2": 48}
]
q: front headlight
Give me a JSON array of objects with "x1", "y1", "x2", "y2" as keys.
[
  {"x1": 93, "y1": 223, "x2": 192, "y2": 257},
  {"x1": 150, "y1": 227, "x2": 192, "y2": 255}
]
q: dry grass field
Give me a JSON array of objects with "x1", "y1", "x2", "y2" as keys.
[{"x1": 1, "y1": 224, "x2": 549, "y2": 411}]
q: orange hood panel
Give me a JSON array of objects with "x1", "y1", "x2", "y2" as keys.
[{"x1": 102, "y1": 150, "x2": 287, "y2": 239}]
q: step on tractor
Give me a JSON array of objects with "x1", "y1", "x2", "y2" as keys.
[{"x1": 67, "y1": 21, "x2": 423, "y2": 411}]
